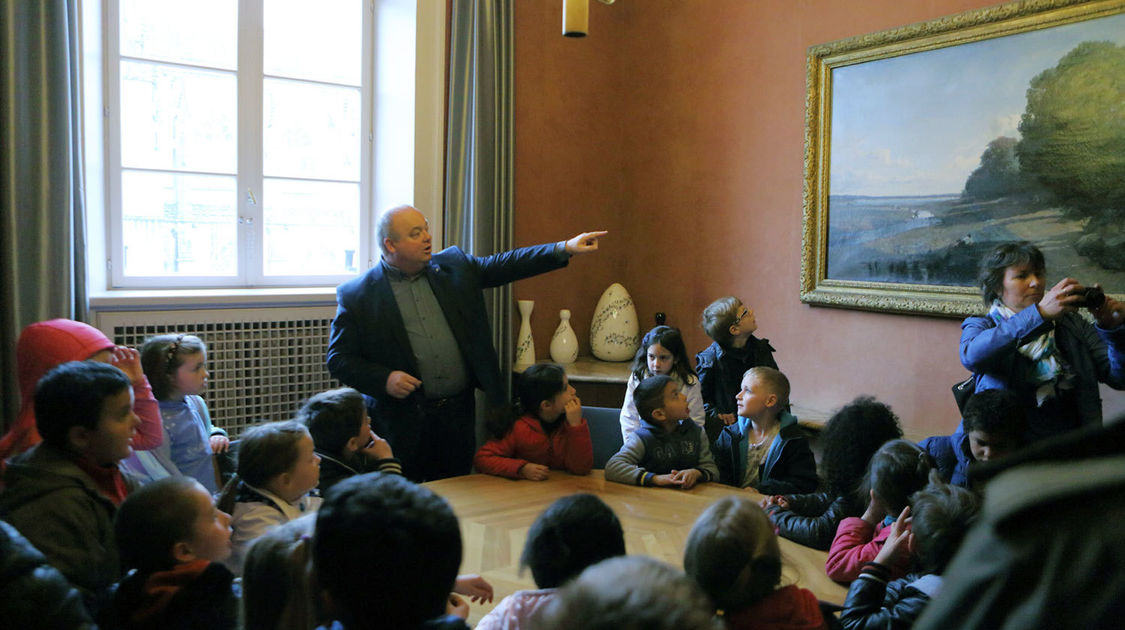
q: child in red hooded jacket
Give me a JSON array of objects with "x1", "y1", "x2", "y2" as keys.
[{"x1": 0, "y1": 319, "x2": 163, "y2": 476}]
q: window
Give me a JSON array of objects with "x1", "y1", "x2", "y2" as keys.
[{"x1": 97, "y1": 0, "x2": 430, "y2": 289}]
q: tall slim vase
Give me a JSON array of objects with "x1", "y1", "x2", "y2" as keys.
[
  {"x1": 550, "y1": 309, "x2": 579, "y2": 364},
  {"x1": 514, "y1": 299, "x2": 536, "y2": 368}
]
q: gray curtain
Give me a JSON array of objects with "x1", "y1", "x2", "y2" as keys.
[
  {"x1": 444, "y1": 0, "x2": 515, "y2": 403},
  {"x1": 0, "y1": 0, "x2": 88, "y2": 430}
]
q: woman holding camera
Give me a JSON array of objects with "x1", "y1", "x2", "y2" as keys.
[{"x1": 961, "y1": 241, "x2": 1125, "y2": 442}]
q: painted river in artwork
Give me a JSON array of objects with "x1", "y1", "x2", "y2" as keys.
[{"x1": 826, "y1": 194, "x2": 1125, "y2": 290}]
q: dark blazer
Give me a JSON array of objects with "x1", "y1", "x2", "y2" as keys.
[{"x1": 327, "y1": 244, "x2": 568, "y2": 426}]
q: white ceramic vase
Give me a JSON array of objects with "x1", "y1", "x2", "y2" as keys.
[
  {"x1": 550, "y1": 309, "x2": 579, "y2": 364},
  {"x1": 589, "y1": 283, "x2": 640, "y2": 362},
  {"x1": 514, "y1": 299, "x2": 536, "y2": 368}
]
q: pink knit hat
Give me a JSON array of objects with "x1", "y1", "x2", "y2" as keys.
[{"x1": 0, "y1": 319, "x2": 115, "y2": 461}]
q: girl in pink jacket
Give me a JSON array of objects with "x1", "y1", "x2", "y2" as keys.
[{"x1": 826, "y1": 439, "x2": 934, "y2": 582}]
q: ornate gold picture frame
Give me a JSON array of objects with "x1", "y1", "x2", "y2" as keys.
[{"x1": 801, "y1": 0, "x2": 1125, "y2": 317}]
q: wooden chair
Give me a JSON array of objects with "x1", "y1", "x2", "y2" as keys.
[{"x1": 213, "y1": 439, "x2": 239, "y2": 489}]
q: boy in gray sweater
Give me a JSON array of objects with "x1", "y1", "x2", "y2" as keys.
[{"x1": 606, "y1": 375, "x2": 718, "y2": 488}]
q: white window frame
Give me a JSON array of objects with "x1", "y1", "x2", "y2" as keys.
[{"x1": 84, "y1": 0, "x2": 446, "y2": 298}]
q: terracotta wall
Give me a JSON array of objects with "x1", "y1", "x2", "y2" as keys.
[{"x1": 509, "y1": 0, "x2": 1125, "y2": 436}]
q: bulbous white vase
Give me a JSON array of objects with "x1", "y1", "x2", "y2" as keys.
[
  {"x1": 514, "y1": 300, "x2": 536, "y2": 368},
  {"x1": 589, "y1": 283, "x2": 639, "y2": 362},
  {"x1": 550, "y1": 309, "x2": 579, "y2": 364}
]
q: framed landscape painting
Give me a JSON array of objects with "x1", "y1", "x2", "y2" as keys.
[{"x1": 801, "y1": 0, "x2": 1125, "y2": 317}]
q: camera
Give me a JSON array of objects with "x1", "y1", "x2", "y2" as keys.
[{"x1": 1074, "y1": 286, "x2": 1106, "y2": 309}]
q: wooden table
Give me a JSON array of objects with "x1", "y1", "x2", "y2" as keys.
[{"x1": 425, "y1": 470, "x2": 846, "y2": 625}]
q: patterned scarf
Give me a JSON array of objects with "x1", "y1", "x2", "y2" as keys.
[{"x1": 988, "y1": 300, "x2": 1060, "y2": 405}]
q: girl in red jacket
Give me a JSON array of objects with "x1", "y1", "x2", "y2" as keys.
[
  {"x1": 473, "y1": 363, "x2": 593, "y2": 480},
  {"x1": 684, "y1": 495, "x2": 829, "y2": 630}
]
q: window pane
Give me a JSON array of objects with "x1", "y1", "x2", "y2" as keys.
[
  {"x1": 122, "y1": 171, "x2": 237, "y2": 276},
  {"x1": 263, "y1": 179, "x2": 359, "y2": 276},
  {"x1": 120, "y1": 0, "x2": 236, "y2": 70},
  {"x1": 373, "y1": 0, "x2": 416, "y2": 213},
  {"x1": 121, "y1": 61, "x2": 236, "y2": 173},
  {"x1": 264, "y1": 0, "x2": 362, "y2": 85},
  {"x1": 264, "y1": 79, "x2": 361, "y2": 180}
]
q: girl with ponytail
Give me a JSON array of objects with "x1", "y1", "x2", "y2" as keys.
[
  {"x1": 826, "y1": 439, "x2": 934, "y2": 582},
  {"x1": 684, "y1": 496, "x2": 830, "y2": 630}
]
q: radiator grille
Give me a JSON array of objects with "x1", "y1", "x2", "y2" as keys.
[{"x1": 97, "y1": 307, "x2": 338, "y2": 438}]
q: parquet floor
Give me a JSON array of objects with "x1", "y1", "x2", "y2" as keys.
[{"x1": 425, "y1": 470, "x2": 847, "y2": 625}]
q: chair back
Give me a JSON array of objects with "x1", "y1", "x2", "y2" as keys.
[
  {"x1": 584, "y1": 406, "x2": 624, "y2": 469},
  {"x1": 214, "y1": 439, "x2": 240, "y2": 488}
]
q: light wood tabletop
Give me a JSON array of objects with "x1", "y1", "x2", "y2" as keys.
[{"x1": 425, "y1": 470, "x2": 847, "y2": 625}]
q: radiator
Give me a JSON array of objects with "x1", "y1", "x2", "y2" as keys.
[{"x1": 95, "y1": 307, "x2": 339, "y2": 438}]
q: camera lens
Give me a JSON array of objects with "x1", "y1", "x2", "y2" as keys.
[{"x1": 1083, "y1": 286, "x2": 1106, "y2": 309}]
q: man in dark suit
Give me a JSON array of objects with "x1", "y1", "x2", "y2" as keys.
[{"x1": 327, "y1": 205, "x2": 605, "y2": 481}]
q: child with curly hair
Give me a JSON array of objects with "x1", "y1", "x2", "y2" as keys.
[{"x1": 762, "y1": 396, "x2": 903, "y2": 550}]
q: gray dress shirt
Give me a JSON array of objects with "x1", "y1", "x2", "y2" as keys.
[{"x1": 383, "y1": 260, "x2": 470, "y2": 398}]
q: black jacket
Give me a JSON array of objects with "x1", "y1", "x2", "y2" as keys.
[
  {"x1": 113, "y1": 562, "x2": 238, "y2": 630},
  {"x1": 0, "y1": 519, "x2": 96, "y2": 629},
  {"x1": 840, "y1": 564, "x2": 935, "y2": 630},
  {"x1": 695, "y1": 338, "x2": 778, "y2": 423},
  {"x1": 315, "y1": 450, "x2": 402, "y2": 494},
  {"x1": 767, "y1": 491, "x2": 861, "y2": 551},
  {"x1": 327, "y1": 245, "x2": 569, "y2": 480}
]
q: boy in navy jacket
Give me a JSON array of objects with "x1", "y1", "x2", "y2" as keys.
[
  {"x1": 919, "y1": 389, "x2": 1026, "y2": 486},
  {"x1": 713, "y1": 367, "x2": 817, "y2": 494}
]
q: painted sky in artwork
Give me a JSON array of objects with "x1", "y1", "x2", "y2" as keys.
[{"x1": 830, "y1": 11, "x2": 1125, "y2": 197}]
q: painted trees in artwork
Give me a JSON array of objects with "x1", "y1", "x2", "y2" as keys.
[
  {"x1": 961, "y1": 41, "x2": 1125, "y2": 269},
  {"x1": 962, "y1": 136, "x2": 1027, "y2": 201},
  {"x1": 1017, "y1": 41, "x2": 1125, "y2": 220}
]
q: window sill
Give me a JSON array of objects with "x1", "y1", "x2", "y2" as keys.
[{"x1": 89, "y1": 287, "x2": 338, "y2": 311}]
